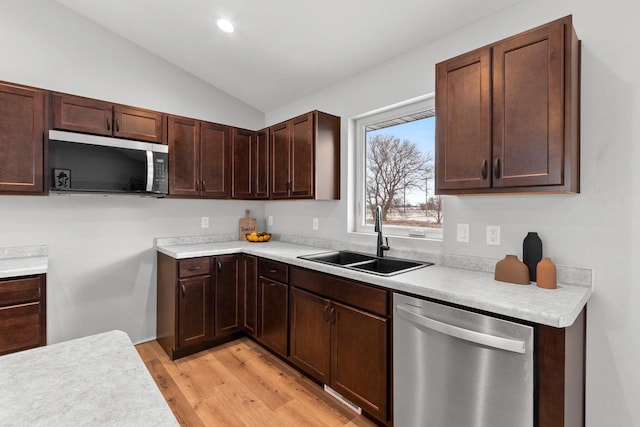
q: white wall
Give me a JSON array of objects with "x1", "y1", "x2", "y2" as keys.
[
  {"x1": 0, "y1": 0, "x2": 266, "y2": 344},
  {"x1": 0, "y1": 0, "x2": 264, "y2": 129},
  {"x1": 263, "y1": 0, "x2": 640, "y2": 425}
]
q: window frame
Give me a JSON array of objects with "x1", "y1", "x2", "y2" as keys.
[{"x1": 353, "y1": 94, "x2": 442, "y2": 240}]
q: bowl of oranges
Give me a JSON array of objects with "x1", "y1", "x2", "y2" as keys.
[{"x1": 246, "y1": 232, "x2": 271, "y2": 242}]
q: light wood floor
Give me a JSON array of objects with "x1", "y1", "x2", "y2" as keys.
[{"x1": 136, "y1": 338, "x2": 377, "y2": 427}]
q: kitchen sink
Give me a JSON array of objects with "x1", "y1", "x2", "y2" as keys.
[
  {"x1": 298, "y1": 250, "x2": 432, "y2": 276},
  {"x1": 299, "y1": 250, "x2": 377, "y2": 265}
]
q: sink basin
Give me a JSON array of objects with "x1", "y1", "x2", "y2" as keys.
[
  {"x1": 350, "y1": 258, "x2": 426, "y2": 275},
  {"x1": 298, "y1": 250, "x2": 432, "y2": 276},
  {"x1": 299, "y1": 250, "x2": 377, "y2": 265}
]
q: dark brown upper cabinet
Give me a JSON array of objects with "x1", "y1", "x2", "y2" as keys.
[
  {"x1": 167, "y1": 115, "x2": 231, "y2": 198},
  {"x1": 51, "y1": 93, "x2": 166, "y2": 144},
  {"x1": 269, "y1": 111, "x2": 340, "y2": 200},
  {"x1": 232, "y1": 128, "x2": 269, "y2": 199},
  {"x1": 201, "y1": 122, "x2": 232, "y2": 198},
  {"x1": 436, "y1": 15, "x2": 580, "y2": 195},
  {"x1": 0, "y1": 82, "x2": 45, "y2": 194}
]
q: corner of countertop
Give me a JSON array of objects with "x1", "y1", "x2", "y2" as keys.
[{"x1": 0, "y1": 245, "x2": 48, "y2": 260}]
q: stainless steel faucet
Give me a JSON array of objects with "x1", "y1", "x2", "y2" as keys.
[{"x1": 374, "y1": 205, "x2": 390, "y2": 257}]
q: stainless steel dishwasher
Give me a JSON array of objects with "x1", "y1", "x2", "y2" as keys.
[{"x1": 393, "y1": 293, "x2": 534, "y2": 427}]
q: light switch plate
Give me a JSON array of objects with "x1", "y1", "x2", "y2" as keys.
[
  {"x1": 268, "y1": 216, "x2": 273, "y2": 226},
  {"x1": 201, "y1": 216, "x2": 209, "y2": 228},
  {"x1": 457, "y1": 224, "x2": 469, "y2": 243},
  {"x1": 486, "y1": 225, "x2": 500, "y2": 245},
  {"x1": 312, "y1": 218, "x2": 319, "y2": 230}
]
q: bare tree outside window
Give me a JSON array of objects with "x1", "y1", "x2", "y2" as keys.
[{"x1": 363, "y1": 115, "x2": 442, "y2": 231}]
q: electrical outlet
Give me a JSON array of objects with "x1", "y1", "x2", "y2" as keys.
[
  {"x1": 201, "y1": 216, "x2": 209, "y2": 228},
  {"x1": 486, "y1": 225, "x2": 500, "y2": 245},
  {"x1": 312, "y1": 218, "x2": 319, "y2": 230},
  {"x1": 268, "y1": 216, "x2": 273, "y2": 226},
  {"x1": 457, "y1": 224, "x2": 469, "y2": 243}
]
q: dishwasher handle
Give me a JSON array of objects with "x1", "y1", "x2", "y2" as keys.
[{"x1": 396, "y1": 305, "x2": 526, "y2": 354}]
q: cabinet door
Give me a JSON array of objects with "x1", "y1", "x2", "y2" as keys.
[
  {"x1": 214, "y1": 255, "x2": 241, "y2": 336},
  {"x1": 330, "y1": 302, "x2": 389, "y2": 423},
  {"x1": 244, "y1": 255, "x2": 258, "y2": 335},
  {"x1": 201, "y1": 122, "x2": 231, "y2": 198},
  {"x1": 52, "y1": 94, "x2": 112, "y2": 136},
  {"x1": 168, "y1": 116, "x2": 200, "y2": 196},
  {"x1": 492, "y1": 21, "x2": 565, "y2": 188},
  {"x1": 177, "y1": 276, "x2": 211, "y2": 348},
  {"x1": 258, "y1": 278, "x2": 288, "y2": 356},
  {"x1": 0, "y1": 83, "x2": 44, "y2": 194},
  {"x1": 289, "y1": 287, "x2": 331, "y2": 384},
  {"x1": 290, "y1": 113, "x2": 314, "y2": 198},
  {"x1": 113, "y1": 105, "x2": 165, "y2": 143},
  {"x1": 0, "y1": 302, "x2": 42, "y2": 356},
  {"x1": 254, "y1": 129, "x2": 270, "y2": 199},
  {"x1": 231, "y1": 128, "x2": 253, "y2": 199},
  {"x1": 435, "y1": 49, "x2": 491, "y2": 193},
  {"x1": 270, "y1": 122, "x2": 290, "y2": 199}
]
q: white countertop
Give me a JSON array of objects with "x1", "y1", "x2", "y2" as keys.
[
  {"x1": 0, "y1": 330, "x2": 178, "y2": 426},
  {"x1": 157, "y1": 240, "x2": 591, "y2": 328},
  {"x1": 0, "y1": 256, "x2": 48, "y2": 279},
  {"x1": 0, "y1": 245, "x2": 48, "y2": 279}
]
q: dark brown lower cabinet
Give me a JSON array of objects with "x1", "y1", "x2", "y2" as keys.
[
  {"x1": 0, "y1": 275, "x2": 47, "y2": 356},
  {"x1": 289, "y1": 287, "x2": 331, "y2": 384},
  {"x1": 330, "y1": 302, "x2": 388, "y2": 422},
  {"x1": 258, "y1": 277, "x2": 288, "y2": 357},
  {"x1": 214, "y1": 255, "x2": 242, "y2": 336},
  {"x1": 243, "y1": 255, "x2": 258, "y2": 335},
  {"x1": 289, "y1": 286, "x2": 389, "y2": 423},
  {"x1": 178, "y1": 275, "x2": 211, "y2": 349},
  {"x1": 157, "y1": 253, "x2": 242, "y2": 360}
]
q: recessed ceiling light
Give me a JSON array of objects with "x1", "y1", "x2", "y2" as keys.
[{"x1": 217, "y1": 18, "x2": 234, "y2": 33}]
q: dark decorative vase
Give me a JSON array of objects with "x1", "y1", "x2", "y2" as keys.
[{"x1": 523, "y1": 232, "x2": 543, "y2": 282}]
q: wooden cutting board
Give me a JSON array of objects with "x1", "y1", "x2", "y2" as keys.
[{"x1": 239, "y1": 210, "x2": 256, "y2": 240}]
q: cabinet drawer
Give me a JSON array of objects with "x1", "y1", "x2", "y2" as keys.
[
  {"x1": 290, "y1": 267, "x2": 389, "y2": 316},
  {"x1": 0, "y1": 277, "x2": 41, "y2": 306},
  {"x1": 178, "y1": 257, "x2": 211, "y2": 278},
  {"x1": 259, "y1": 259, "x2": 288, "y2": 283},
  {"x1": 0, "y1": 302, "x2": 42, "y2": 355}
]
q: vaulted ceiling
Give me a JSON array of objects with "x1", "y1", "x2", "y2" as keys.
[{"x1": 56, "y1": 0, "x2": 520, "y2": 112}]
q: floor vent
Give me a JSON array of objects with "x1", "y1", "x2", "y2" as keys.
[{"x1": 324, "y1": 385, "x2": 362, "y2": 415}]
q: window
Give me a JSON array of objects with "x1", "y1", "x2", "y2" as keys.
[{"x1": 354, "y1": 96, "x2": 442, "y2": 240}]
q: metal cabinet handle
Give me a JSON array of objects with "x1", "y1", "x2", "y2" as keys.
[
  {"x1": 202, "y1": 180, "x2": 206, "y2": 192},
  {"x1": 268, "y1": 269, "x2": 278, "y2": 273},
  {"x1": 217, "y1": 261, "x2": 222, "y2": 272},
  {"x1": 323, "y1": 305, "x2": 330, "y2": 322},
  {"x1": 268, "y1": 282, "x2": 277, "y2": 287},
  {"x1": 494, "y1": 158, "x2": 501, "y2": 180},
  {"x1": 330, "y1": 307, "x2": 336, "y2": 324},
  {"x1": 106, "y1": 117, "x2": 111, "y2": 131},
  {"x1": 115, "y1": 119, "x2": 120, "y2": 132},
  {"x1": 481, "y1": 160, "x2": 488, "y2": 180},
  {"x1": 396, "y1": 305, "x2": 526, "y2": 354},
  {"x1": 180, "y1": 284, "x2": 186, "y2": 297},
  {"x1": 187, "y1": 266, "x2": 201, "y2": 272}
]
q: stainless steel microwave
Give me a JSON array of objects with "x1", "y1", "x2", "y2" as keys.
[{"x1": 48, "y1": 130, "x2": 168, "y2": 196}]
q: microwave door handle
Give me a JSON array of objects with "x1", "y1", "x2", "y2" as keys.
[{"x1": 146, "y1": 151, "x2": 154, "y2": 192}]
